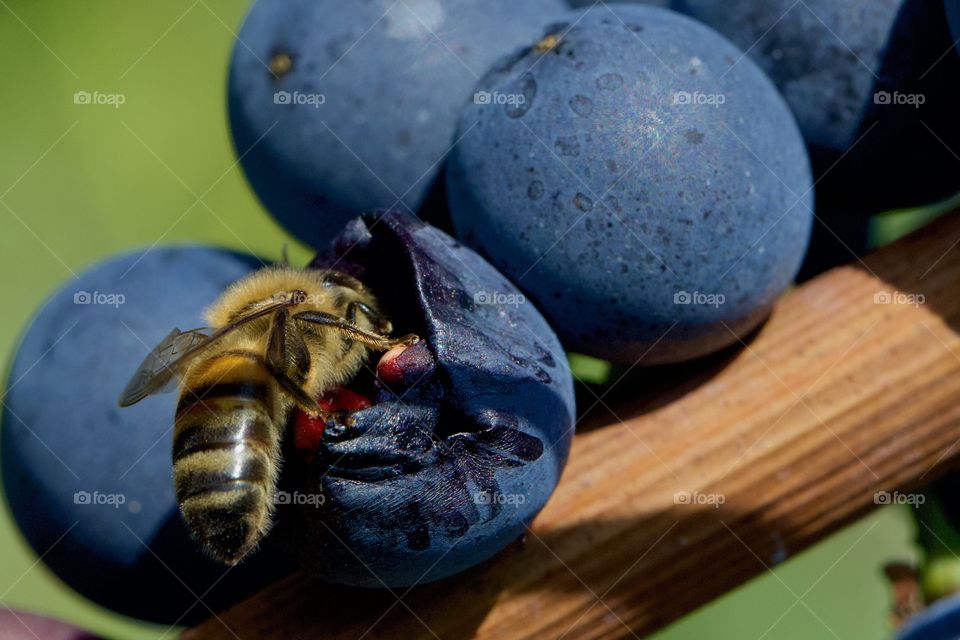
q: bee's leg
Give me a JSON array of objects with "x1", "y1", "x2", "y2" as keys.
[
  {"x1": 293, "y1": 310, "x2": 419, "y2": 351},
  {"x1": 345, "y1": 300, "x2": 392, "y2": 334},
  {"x1": 275, "y1": 371, "x2": 325, "y2": 415},
  {"x1": 266, "y1": 308, "x2": 323, "y2": 414}
]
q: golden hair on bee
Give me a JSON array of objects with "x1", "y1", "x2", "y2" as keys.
[{"x1": 119, "y1": 265, "x2": 418, "y2": 565}]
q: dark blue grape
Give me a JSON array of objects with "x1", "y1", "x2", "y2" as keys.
[
  {"x1": 228, "y1": 0, "x2": 568, "y2": 248},
  {"x1": 283, "y1": 212, "x2": 575, "y2": 586},
  {"x1": 447, "y1": 5, "x2": 813, "y2": 363},
  {"x1": 673, "y1": 0, "x2": 960, "y2": 217}
]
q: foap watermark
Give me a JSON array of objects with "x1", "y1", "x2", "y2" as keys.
[
  {"x1": 474, "y1": 290, "x2": 526, "y2": 307},
  {"x1": 74, "y1": 490, "x2": 126, "y2": 508},
  {"x1": 474, "y1": 490, "x2": 526, "y2": 506},
  {"x1": 673, "y1": 91, "x2": 726, "y2": 107},
  {"x1": 473, "y1": 90, "x2": 527, "y2": 107},
  {"x1": 674, "y1": 290, "x2": 725, "y2": 308},
  {"x1": 873, "y1": 291, "x2": 925, "y2": 307},
  {"x1": 271, "y1": 291, "x2": 319, "y2": 305},
  {"x1": 874, "y1": 90, "x2": 925, "y2": 108},
  {"x1": 73, "y1": 90, "x2": 126, "y2": 108},
  {"x1": 874, "y1": 490, "x2": 925, "y2": 507},
  {"x1": 674, "y1": 490, "x2": 726, "y2": 508},
  {"x1": 274, "y1": 90, "x2": 326, "y2": 108},
  {"x1": 74, "y1": 290, "x2": 125, "y2": 308},
  {"x1": 274, "y1": 490, "x2": 325, "y2": 507}
]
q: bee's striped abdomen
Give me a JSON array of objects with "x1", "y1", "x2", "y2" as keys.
[{"x1": 173, "y1": 351, "x2": 279, "y2": 565}]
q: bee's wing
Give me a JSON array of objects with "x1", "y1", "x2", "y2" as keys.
[
  {"x1": 118, "y1": 327, "x2": 213, "y2": 407},
  {"x1": 118, "y1": 298, "x2": 301, "y2": 408}
]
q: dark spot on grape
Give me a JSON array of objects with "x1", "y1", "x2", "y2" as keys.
[
  {"x1": 569, "y1": 94, "x2": 594, "y2": 117},
  {"x1": 573, "y1": 193, "x2": 594, "y2": 212},
  {"x1": 528, "y1": 180, "x2": 544, "y2": 200},
  {"x1": 555, "y1": 136, "x2": 580, "y2": 157},
  {"x1": 406, "y1": 525, "x2": 430, "y2": 551},
  {"x1": 506, "y1": 74, "x2": 537, "y2": 118},
  {"x1": 604, "y1": 195, "x2": 622, "y2": 214},
  {"x1": 535, "y1": 345, "x2": 556, "y2": 368},
  {"x1": 596, "y1": 73, "x2": 624, "y2": 90},
  {"x1": 457, "y1": 289, "x2": 475, "y2": 311}
]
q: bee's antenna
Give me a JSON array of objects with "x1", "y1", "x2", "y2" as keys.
[{"x1": 281, "y1": 243, "x2": 290, "y2": 267}]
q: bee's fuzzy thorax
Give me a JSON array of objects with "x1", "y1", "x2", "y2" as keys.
[{"x1": 204, "y1": 266, "x2": 333, "y2": 328}]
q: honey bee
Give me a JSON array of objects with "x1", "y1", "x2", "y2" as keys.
[{"x1": 118, "y1": 266, "x2": 418, "y2": 565}]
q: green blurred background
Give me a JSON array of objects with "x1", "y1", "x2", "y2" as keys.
[{"x1": 0, "y1": 1, "x2": 946, "y2": 638}]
